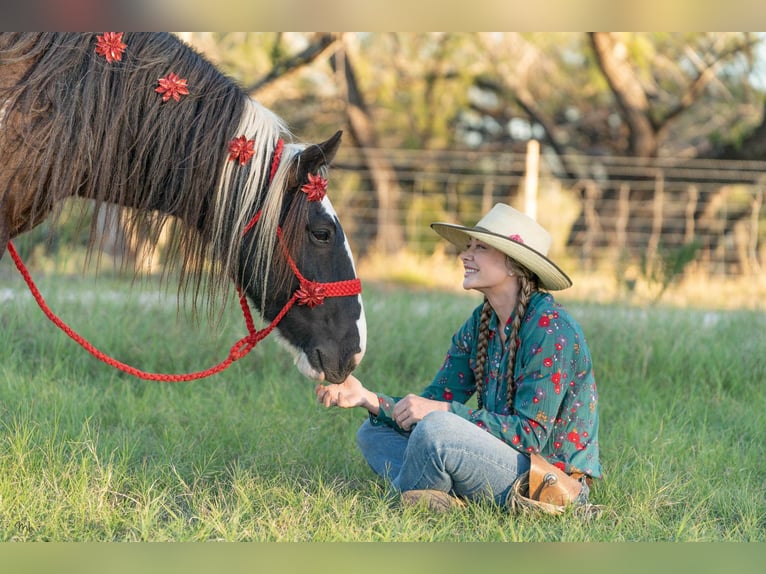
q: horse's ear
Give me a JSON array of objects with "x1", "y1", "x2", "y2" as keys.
[
  {"x1": 316, "y1": 130, "x2": 343, "y2": 165},
  {"x1": 293, "y1": 131, "x2": 343, "y2": 186}
]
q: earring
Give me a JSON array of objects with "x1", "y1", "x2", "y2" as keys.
[{"x1": 508, "y1": 271, "x2": 515, "y2": 276}]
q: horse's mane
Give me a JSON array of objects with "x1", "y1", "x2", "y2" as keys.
[{"x1": 0, "y1": 32, "x2": 305, "y2": 318}]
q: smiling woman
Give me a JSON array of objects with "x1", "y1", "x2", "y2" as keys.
[{"x1": 316, "y1": 203, "x2": 599, "y2": 514}]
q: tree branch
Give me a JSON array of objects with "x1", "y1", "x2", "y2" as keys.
[
  {"x1": 244, "y1": 33, "x2": 339, "y2": 95},
  {"x1": 660, "y1": 35, "x2": 761, "y2": 127}
]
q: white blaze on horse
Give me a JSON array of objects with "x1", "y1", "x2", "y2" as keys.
[{"x1": 0, "y1": 32, "x2": 366, "y2": 384}]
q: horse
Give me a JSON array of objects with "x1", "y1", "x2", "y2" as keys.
[{"x1": 0, "y1": 32, "x2": 366, "y2": 384}]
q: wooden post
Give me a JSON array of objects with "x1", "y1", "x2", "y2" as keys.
[
  {"x1": 749, "y1": 186, "x2": 763, "y2": 274},
  {"x1": 615, "y1": 183, "x2": 630, "y2": 259},
  {"x1": 685, "y1": 184, "x2": 698, "y2": 244},
  {"x1": 524, "y1": 139, "x2": 539, "y2": 220},
  {"x1": 583, "y1": 180, "x2": 601, "y2": 271},
  {"x1": 482, "y1": 179, "x2": 494, "y2": 217},
  {"x1": 646, "y1": 170, "x2": 665, "y2": 268}
]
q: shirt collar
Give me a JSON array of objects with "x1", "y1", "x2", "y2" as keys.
[{"x1": 488, "y1": 308, "x2": 513, "y2": 338}]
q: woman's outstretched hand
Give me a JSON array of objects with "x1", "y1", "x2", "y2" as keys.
[
  {"x1": 315, "y1": 374, "x2": 379, "y2": 414},
  {"x1": 315, "y1": 376, "x2": 449, "y2": 428}
]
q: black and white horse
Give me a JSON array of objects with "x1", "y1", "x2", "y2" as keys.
[{"x1": 0, "y1": 32, "x2": 366, "y2": 383}]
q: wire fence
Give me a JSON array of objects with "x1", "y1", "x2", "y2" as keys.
[{"x1": 330, "y1": 144, "x2": 766, "y2": 279}]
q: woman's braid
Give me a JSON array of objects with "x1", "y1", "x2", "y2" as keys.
[
  {"x1": 472, "y1": 298, "x2": 492, "y2": 410},
  {"x1": 505, "y1": 265, "x2": 538, "y2": 409}
]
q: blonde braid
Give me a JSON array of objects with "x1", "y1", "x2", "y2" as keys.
[
  {"x1": 472, "y1": 298, "x2": 492, "y2": 410},
  {"x1": 505, "y1": 263, "x2": 539, "y2": 410}
]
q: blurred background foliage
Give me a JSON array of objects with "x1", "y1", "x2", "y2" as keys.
[{"x1": 189, "y1": 32, "x2": 766, "y2": 157}]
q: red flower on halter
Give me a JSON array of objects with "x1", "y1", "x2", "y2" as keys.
[
  {"x1": 95, "y1": 32, "x2": 127, "y2": 63},
  {"x1": 296, "y1": 281, "x2": 326, "y2": 308},
  {"x1": 156, "y1": 72, "x2": 189, "y2": 102},
  {"x1": 301, "y1": 173, "x2": 328, "y2": 202},
  {"x1": 228, "y1": 136, "x2": 256, "y2": 165}
]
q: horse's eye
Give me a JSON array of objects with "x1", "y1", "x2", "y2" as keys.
[{"x1": 309, "y1": 227, "x2": 332, "y2": 244}]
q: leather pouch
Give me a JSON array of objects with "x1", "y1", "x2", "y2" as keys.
[{"x1": 527, "y1": 453, "x2": 584, "y2": 506}]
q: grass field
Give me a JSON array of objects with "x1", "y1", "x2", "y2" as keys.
[{"x1": 0, "y1": 264, "x2": 764, "y2": 541}]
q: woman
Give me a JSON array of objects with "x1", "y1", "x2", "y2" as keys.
[{"x1": 316, "y1": 203, "x2": 601, "y2": 511}]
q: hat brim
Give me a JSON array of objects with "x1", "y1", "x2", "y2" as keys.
[{"x1": 430, "y1": 222, "x2": 572, "y2": 290}]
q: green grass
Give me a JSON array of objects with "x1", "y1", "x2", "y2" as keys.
[{"x1": 0, "y1": 270, "x2": 764, "y2": 541}]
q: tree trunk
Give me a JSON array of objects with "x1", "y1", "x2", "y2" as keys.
[
  {"x1": 330, "y1": 35, "x2": 405, "y2": 255},
  {"x1": 589, "y1": 32, "x2": 658, "y2": 158}
]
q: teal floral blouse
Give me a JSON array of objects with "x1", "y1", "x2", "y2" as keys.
[{"x1": 370, "y1": 291, "x2": 602, "y2": 478}]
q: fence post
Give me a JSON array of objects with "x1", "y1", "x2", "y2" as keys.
[
  {"x1": 615, "y1": 183, "x2": 630, "y2": 264},
  {"x1": 524, "y1": 139, "x2": 539, "y2": 220},
  {"x1": 685, "y1": 184, "x2": 698, "y2": 244},
  {"x1": 646, "y1": 170, "x2": 665, "y2": 270},
  {"x1": 583, "y1": 180, "x2": 601, "y2": 271},
  {"x1": 482, "y1": 179, "x2": 494, "y2": 217},
  {"x1": 749, "y1": 186, "x2": 763, "y2": 274}
]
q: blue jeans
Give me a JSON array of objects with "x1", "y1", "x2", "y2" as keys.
[{"x1": 356, "y1": 410, "x2": 530, "y2": 506}]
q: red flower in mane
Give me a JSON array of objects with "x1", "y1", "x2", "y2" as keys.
[
  {"x1": 228, "y1": 136, "x2": 256, "y2": 165},
  {"x1": 301, "y1": 173, "x2": 328, "y2": 202},
  {"x1": 156, "y1": 72, "x2": 189, "y2": 102},
  {"x1": 95, "y1": 32, "x2": 127, "y2": 63}
]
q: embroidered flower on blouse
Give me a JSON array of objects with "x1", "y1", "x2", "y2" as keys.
[
  {"x1": 156, "y1": 72, "x2": 189, "y2": 102},
  {"x1": 95, "y1": 32, "x2": 127, "y2": 63},
  {"x1": 568, "y1": 430, "x2": 585, "y2": 450},
  {"x1": 301, "y1": 173, "x2": 328, "y2": 202},
  {"x1": 228, "y1": 136, "x2": 256, "y2": 165}
]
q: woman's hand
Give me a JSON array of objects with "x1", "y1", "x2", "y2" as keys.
[
  {"x1": 391, "y1": 394, "x2": 449, "y2": 431},
  {"x1": 315, "y1": 374, "x2": 379, "y2": 414}
]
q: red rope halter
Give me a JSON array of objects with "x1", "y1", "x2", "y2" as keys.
[
  {"x1": 5, "y1": 143, "x2": 362, "y2": 381},
  {"x1": 6, "y1": 222, "x2": 361, "y2": 381}
]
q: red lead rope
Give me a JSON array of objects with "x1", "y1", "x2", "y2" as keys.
[{"x1": 5, "y1": 220, "x2": 361, "y2": 381}]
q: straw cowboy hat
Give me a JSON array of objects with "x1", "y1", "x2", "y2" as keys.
[{"x1": 431, "y1": 203, "x2": 572, "y2": 290}]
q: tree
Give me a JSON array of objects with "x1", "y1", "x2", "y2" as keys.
[
  {"x1": 323, "y1": 34, "x2": 403, "y2": 254},
  {"x1": 590, "y1": 32, "x2": 763, "y2": 158}
]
